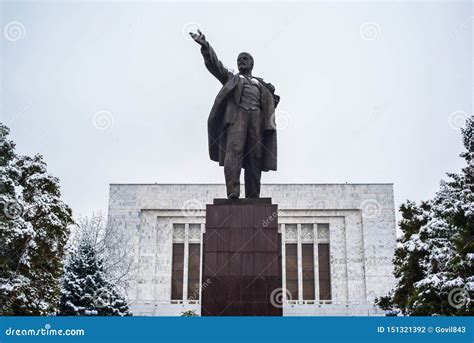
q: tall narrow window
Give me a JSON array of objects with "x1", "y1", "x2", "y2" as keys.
[
  {"x1": 171, "y1": 243, "x2": 184, "y2": 300},
  {"x1": 187, "y1": 243, "x2": 201, "y2": 300},
  {"x1": 302, "y1": 244, "x2": 315, "y2": 300},
  {"x1": 318, "y1": 243, "x2": 331, "y2": 300},
  {"x1": 285, "y1": 244, "x2": 298, "y2": 300}
]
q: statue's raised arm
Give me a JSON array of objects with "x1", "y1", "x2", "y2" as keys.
[{"x1": 189, "y1": 30, "x2": 233, "y2": 85}]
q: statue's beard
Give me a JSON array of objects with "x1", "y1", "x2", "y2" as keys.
[{"x1": 238, "y1": 65, "x2": 253, "y2": 74}]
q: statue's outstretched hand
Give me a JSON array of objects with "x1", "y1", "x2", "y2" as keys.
[{"x1": 189, "y1": 29, "x2": 206, "y2": 46}]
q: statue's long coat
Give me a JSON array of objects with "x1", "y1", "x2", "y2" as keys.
[{"x1": 200, "y1": 43, "x2": 278, "y2": 172}]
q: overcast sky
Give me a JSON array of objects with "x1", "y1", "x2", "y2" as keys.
[{"x1": 1, "y1": 0, "x2": 472, "y2": 219}]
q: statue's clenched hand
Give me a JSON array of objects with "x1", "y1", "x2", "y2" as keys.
[
  {"x1": 189, "y1": 29, "x2": 207, "y2": 46},
  {"x1": 266, "y1": 83, "x2": 276, "y2": 93}
]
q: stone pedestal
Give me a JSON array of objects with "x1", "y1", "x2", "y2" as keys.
[{"x1": 202, "y1": 198, "x2": 282, "y2": 316}]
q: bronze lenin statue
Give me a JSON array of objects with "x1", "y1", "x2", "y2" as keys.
[{"x1": 190, "y1": 30, "x2": 280, "y2": 199}]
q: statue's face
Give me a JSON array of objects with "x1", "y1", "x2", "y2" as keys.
[{"x1": 237, "y1": 52, "x2": 254, "y2": 73}]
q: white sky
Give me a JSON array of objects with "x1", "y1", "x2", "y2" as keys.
[{"x1": 1, "y1": 0, "x2": 472, "y2": 219}]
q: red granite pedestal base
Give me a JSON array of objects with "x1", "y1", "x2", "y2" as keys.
[{"x1": 201, "y1": 198, "x2": 282, "y2": 316}]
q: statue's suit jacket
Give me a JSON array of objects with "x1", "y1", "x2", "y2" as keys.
[{"x1": 200, "y1": 42, "x2": 279, "y2": 172}]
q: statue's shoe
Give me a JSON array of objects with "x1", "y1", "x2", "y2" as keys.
[{"x1": 227, "y1": 193, "x2": 239, "y2": 199}]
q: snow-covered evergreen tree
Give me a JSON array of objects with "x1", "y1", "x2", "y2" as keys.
[
  {"x1": 377, "y1": 116, "x2": 474, "y2": 315},
  {"x1": 0, "y1": 124, "x2": 73, "y2": 315},
  {"x1": 376, "y1": 200, "x2": 431, "y2": 315},
  {"x1": 71, "y1": 213, "x2": 135, "y2": 296},
  {"x1": 59, "y1": 240, "x2": 131, "y2": 316}
]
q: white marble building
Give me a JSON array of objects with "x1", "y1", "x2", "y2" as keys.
[{"x1": 107, "y1": 183, "x2": 396, "y2": 316}]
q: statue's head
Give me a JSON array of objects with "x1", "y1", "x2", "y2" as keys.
[{"x1": 237, "y1": 52, "x2": 254, "y2": 74}]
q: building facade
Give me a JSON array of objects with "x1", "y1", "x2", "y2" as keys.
[{"x1": 107, "y1": 184, "x2": 396, "y2": 316}]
